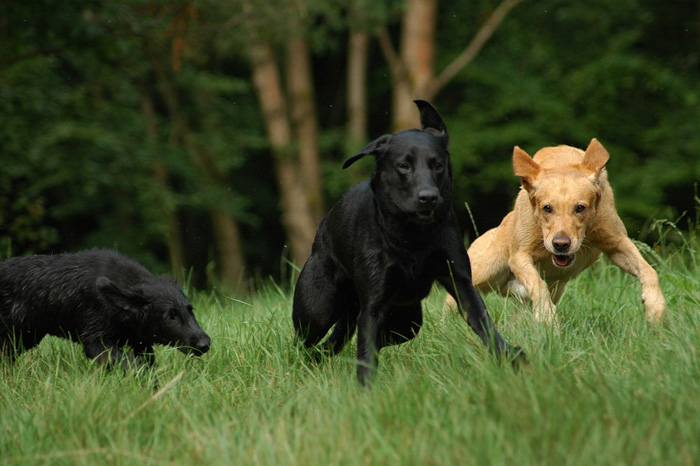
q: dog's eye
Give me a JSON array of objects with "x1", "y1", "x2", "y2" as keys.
[
  {"x1": 398, "y1": 162, "x2": 411, "y2": 171},
  {"x1": 576, "y1": 204, "x2": 587, "y2": 213},
  {"x1": 433, "y1": 162, "x2": 444, "y2": 171},
  {"x1": 542, "y1": 205, "x2": 552, "y2": 214}
]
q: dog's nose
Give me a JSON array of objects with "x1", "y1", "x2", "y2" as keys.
[
  {"x1": 552, "y1": 235, "x2": 571, "y2": 252},
  {"x1": 190, "y1": 334, "x2": 211, "y2": 355},
  {"x1": 417, "y1": 189, "x2": 439, "y2": 206}
]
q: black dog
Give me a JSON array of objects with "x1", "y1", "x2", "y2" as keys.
[
  {"x1": 0, "y1": 249, "x2": 210, "y2": 369},
  {"x1": 293, "y1": 100, "x2": 523, "y2": 385}
]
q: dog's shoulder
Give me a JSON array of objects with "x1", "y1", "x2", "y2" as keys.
[
  {"x1": 322, "y1": 179, "x2": 376, "y2": 241},
  {"x1": 333, "y1": 180, "x2": 374, "y2": 217}
]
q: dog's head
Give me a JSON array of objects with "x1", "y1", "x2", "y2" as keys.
[
  {"x1": 513, "y1": 138, "x2": 610, "y2": 268},
  {"x1": 343, "y1": 100, "x2": 451, "y2": 225}
]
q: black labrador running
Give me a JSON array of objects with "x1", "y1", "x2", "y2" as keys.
[{"x1": 293, "y1": 100, "x2": 523, "y2": 385}]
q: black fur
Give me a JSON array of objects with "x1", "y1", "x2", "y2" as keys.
[
  {"x1": 293, "y1": 100, "x2": 524, "y2": 385},
  {"x1": 0, "y1": 249, "x2": 210, "y2": 369}
]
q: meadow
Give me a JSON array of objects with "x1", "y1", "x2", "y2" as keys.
[{"x1": 1, "y1": 226, "x2": 699, "y2": 465}]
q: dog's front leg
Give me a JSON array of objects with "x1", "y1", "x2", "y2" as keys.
[
  {"x1": 84, "y1": 341, "x2": 141, "y2": 370},
  {"x1": 356, "y1": 304, "x2": 388, "y2": 386},
  {"x1": 438, "y1": 263, "x2": 514, "y2": 357},
  {"x1": 134, "y1": 344, "x2": 157, "y2": 369},
  {"x1": 603, "y1": 237, "x2": 666, "y2": 322},
  {"x1": 509, "y1": 252, "x2": 557, "y2": 322}
]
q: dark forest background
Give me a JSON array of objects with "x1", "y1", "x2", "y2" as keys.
[{"x1": 1, "y1": 0, "x2": 698, "y2": 292}]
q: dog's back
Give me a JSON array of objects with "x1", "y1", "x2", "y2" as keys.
[{"x1": 0, "y1": 250, "x2": 148, "y2": 337}]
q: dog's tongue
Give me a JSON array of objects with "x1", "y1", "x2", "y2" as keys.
[{"x1": 554, "y1": 255, "x2": 572, "y2": 267}]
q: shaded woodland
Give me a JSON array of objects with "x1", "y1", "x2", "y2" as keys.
[{"x1": 1, "y1": 0, "x2": 698, "y2": 291}]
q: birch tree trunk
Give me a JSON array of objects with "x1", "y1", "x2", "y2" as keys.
[
  {"x1": 249, "y1": 41, "x2": 318, "y2": 266},
  {"x1": 346, "y1": 30, "x2": 370, "y2": 151},
  {"x1": 287, "y1": 35, "x2": 324, "y2": 224},
  {"x1": 393, "y1": 0, "x2": 437, "y2": 131}
]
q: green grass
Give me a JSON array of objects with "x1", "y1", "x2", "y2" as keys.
[{"x1": 2, "y1": 240, "x2": 699, "y2": 465}]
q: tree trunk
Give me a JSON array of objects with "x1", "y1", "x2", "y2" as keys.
[
  {"x1": 287, "y1": 35, "x2": 324, "y2": 223},
  {"x1": 249, "y1": 40, "x2": 317, "y2": 266},
  {"x1": 393, "y1": 0, "x2": 437, "y2": 131},
  {"x1": 346, "y1": 30, "x2": 369, "y2": 152},
  {"x1": 210, "y1": 208, "x2": 246, "y2": 290}
]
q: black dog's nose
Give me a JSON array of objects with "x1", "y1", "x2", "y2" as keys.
[
  {"x1": 190, "y1": 334, "x2": 211, "y2": 355},
  {"x1": 418, "y1": 189, "x2": 439, "y2": 206},
  {"x1": 552, "y1": 235, "x2": 571, "y2": 252}
]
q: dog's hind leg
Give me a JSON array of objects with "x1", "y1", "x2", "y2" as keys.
[
  {"x1": 292, "y1": 293, "x2": 336, "y2": 349},
  {"x1": 292, "y1": 255, "x2": 354, "y2": 349},
  {"x1": 319, "y1": 305, "x2": 358, "y2": 355}
]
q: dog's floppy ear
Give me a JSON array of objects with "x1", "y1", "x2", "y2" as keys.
[
  {"x1": 512, "y1": 146, "x2": 541, "y2": 193},
  {"x1": 96, "y1": 276, "x2": 150, "y2": 318},
  {"x1": 342, "y1": 134, "x2": 392, "y2": 169},
  {"x1": 581, "y1": 138, "x2": 609, "y2": 177},
  {"x1": 414, "y1": 100, "x2": 448, "y2": 142}
]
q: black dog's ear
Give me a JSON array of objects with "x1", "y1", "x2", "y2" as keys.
[
  {"x1": 342, "y1": 134, "x2": 392, "y2": 169},
  {"x1": 414, "y1": 100, "x2": 448, "y2": 141},
  {"x1": 96, "y1": 276, "x2": 149, "y2": 316}
]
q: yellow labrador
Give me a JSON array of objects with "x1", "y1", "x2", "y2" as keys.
[{"x1": 447, "y1": 139, "x2": 665, "y2": 323}]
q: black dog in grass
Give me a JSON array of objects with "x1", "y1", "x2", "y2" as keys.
[
  {"x1": 0, "y1": 249, "x2": 210, "y2": 369},
  {"x1": 293, "y1": 100, "x2": 524, "y2": 385}
]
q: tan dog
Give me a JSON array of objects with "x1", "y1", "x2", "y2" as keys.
[{"x1": 447, "y1": 138, "x2": 665, "y2": 323}]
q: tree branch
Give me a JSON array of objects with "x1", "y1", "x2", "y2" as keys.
[
  {"x1": 427, "y1": 0, "x2": 523, "y2": 99},
  {"x1": 377, "y1": 26, "x2": 409, "y2": 85}
]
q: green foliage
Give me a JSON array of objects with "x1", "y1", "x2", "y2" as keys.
[
  {"x1": 0, "y1": 0, "x2": 267, "y2": 275},
  {"x1": 1, "y1": 233, "x2": 699, "y2": 465}
]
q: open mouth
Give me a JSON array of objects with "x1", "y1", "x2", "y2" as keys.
[
  {"x1": 552, "y1": 254, "x2": 575, "y2": 268},
  {"x1": 414, "y1": 211, "x2": 435, "y2": 223}
]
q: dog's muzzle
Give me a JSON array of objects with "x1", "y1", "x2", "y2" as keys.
[
  {"x1": 551, "y1": 234, "x2": 575, "y2": 267},
  {"x1": 412, "y1": 188, "x2": 440, "y2": 224}
]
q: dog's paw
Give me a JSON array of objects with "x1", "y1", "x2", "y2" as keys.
[
  {"x1": 533, "y1": 301, "x2": 557, "y2": 323},
  {"x1": 499, "y1": 344, "x2": 527, "y2": 370},
  {"x1": 643, "y1": 295, "x2": 666, "y2": 324}
]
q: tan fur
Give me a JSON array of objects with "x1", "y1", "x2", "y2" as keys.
[{"x1": 448, "y1": 138, "x2": 665, "y2": 323}]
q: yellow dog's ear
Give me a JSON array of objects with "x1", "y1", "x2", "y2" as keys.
[
  {"x1": 582, "y1": 138, "x2": 610, "y2": 176},
  {"x1": 512, "y1": 146, "x2": 541, "y2": 194}
]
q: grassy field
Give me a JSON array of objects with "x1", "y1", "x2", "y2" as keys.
[{"x1": 2, "y1": 231, "x2": 699, "y2": 465}]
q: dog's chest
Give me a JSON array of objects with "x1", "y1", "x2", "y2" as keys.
[{"x1": 386, "y1": 253, "x2": 436, "y2": 304}]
